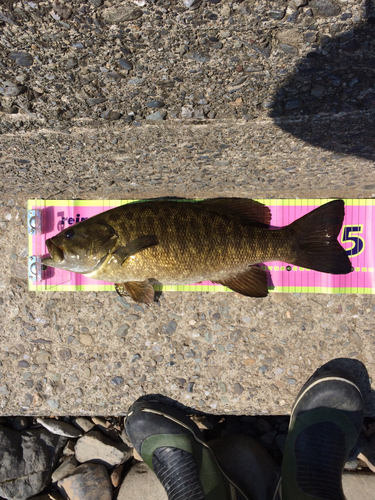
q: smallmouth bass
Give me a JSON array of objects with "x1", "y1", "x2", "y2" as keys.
[{"x1": 42, "y1": 198, "x2": 351, "y2": 303}]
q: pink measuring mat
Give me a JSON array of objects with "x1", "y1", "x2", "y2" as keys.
[{"x1": 27, "y1": 199, "x2": 375, "y2": 294}]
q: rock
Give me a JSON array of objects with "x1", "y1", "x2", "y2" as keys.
[
  {"x1": 146, "y1": 110, "x2": 167, "y2": 121},
  {"x1": 279, "y1": 43, "x2": 299, "y2": 56},
  {"x1": 309, "y1": 0, "x2": 341, "y2": 17},
  {"x1": 285, "y1": 100, "x2": 300, "y2": 110},
  {"x1": 255, "y1": 418, "x2": 273, "y2": 435},
  {"x1": 161, "y1": 320, "x2": 177, "y2": 334},
  {"x1": 9, "y1": 51, "x2": 33, "y2": 67},
  {"x1": 118, "y1": 59, "x2": 133, "y2": 70},
  {"x1": 47, "y1": 399, "x2": 59, "y2": 410},
  {"x1": 74, "y1": 431, "x2": 132, "y2": 468},
  {"x1": 181, "y1": 106, "x2": 205, "y2": 120},
  {"x1": 117, "y1": 462, "x2": 167, "y2": 500},
  {"x1": 91, "y1": 417, "x2": 109, "y2": 428},
  {"x1": 183, "y1": 0, "x2": 202, "y2": 10},
  {"x1": 73, "y1": 417, "x2": 95, "y2": 433},
  {"x1": 260, "y1": 430, "x2": 277, "y2": 450},
  {"x1": 192, "y1": 107, "x2": 205, "y2": 120},
  {"x1": 342, "y1": 472, "x2": 375, "y2": 500},
  {"x1": 115, "y1": 324, "x2": 129, "y2": 337},
  {"x1": 358, "y1": 433, "x2": 375, "y2": 473},
  {"x1": 181, "y1": 106, "x2": 194, "y2": 119},
  {"x1": 58, "y1": 349, "x2": 72, "y2": 361},
  {"x1": 12, "y1": 417, "x2": 28, "y2": 431},
  {"x1": 305, "y1": 32, "x2": 317, "y2": 43},
  {"x1": 65, "y1": 59, "x2": 78, "y2": 69},
  {"x1": 110, "y1": 464, "x2": 124, "y2": 488},
  {"x1": 128, "y1": 77, "x2": 145, "y2": 85},
  {"x1": 34, "y1": 351, "x2": 51, "y2": 364},
  {"x1": 0, "y1": 425, "x2": 67, "y2": 500},
  {"x1": 126, "y1": 314, "x2": 141, "y2": 321},
  {"x1": 234, "y1": 383, "x2": 244, "y2": 395},
  {"x1": 58, "y1": 463, "x2": 112, "y2": 500},
  {"x1": 28, "y1": 494, "x2": 64, "y2": 500},
  {"x1": 111, "y1": 376, "x2": 124, "y2": 386},
  {"x1": 86, "y1": 97, "x2": 106, "y2": 107},
  {"x1": 88, "y1": 0, "x2": 102, "y2": 6},
  {"x1": 101, "y1": 5, "x2": 143, "y2": 23},
  {"x1": 147, "y1": 100, "x2": 164, "y2": 108},
  {"x1": 275, "y1": 433, "x2": 287, "y2": 454},
  {"x1": 63, "y1": 440, "x2": 76, "y2": 456},
  {"x1": 52, "y1": 456, "x2": 78, "y2": 483},
  {"x1": 101, "y1": 110, "x2": 122, "y2": 120},
  {"x1": 36, "y1": 418, "x2": 82, "y2": 438},
  {"x1": 185, "y1": 52, "x2": 211, "y2": 63},
  {"x1": 51, "y1": 1, "x2": 72, "y2": 20},
  {"x1": 0, "y1": 384, "x2": 9, "y2": 396},
  {"x1": 79, "y1": 333, "x2": 93, "y2": 346},
  {"x1": 267, "y1": 9, "x2": 285, "y2": 20},
  {"x1": 104, "y1": 72, "x2": 122, "y2": 83},
  {"x1": 0, "y1": 83, "x2": 26, "y2": 97}
]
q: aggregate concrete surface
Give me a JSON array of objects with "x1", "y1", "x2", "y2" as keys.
[{"x1": 0, "y1": 0, "x2": 375, "y2": 417}]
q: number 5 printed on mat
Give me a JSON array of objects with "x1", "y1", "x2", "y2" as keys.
[{"x1": 341, "y1": 225, "x2": 365, "y2": 257}]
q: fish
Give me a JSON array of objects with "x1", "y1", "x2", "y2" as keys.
[{"x1": 42, "y1": 198, "x2": 352, "y2": 304}]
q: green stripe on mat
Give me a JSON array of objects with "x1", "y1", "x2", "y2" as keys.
[{"x1": 28, "y1": 284, "x2": 375, "y2": 294}]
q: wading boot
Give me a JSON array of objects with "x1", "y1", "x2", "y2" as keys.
[
  {"x1": 277, "y1": 370, "x2": 364, "y2": 500},
  {"x1": 125, "y1": 398, "x2": 251, "y2": 500}
]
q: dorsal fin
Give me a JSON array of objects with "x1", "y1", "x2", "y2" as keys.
[{"x1": 196, "y1": 198, "x2": 271, "y2": 227}]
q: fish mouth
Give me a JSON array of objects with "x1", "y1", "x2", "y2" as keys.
[{"x1": 45, "y1": 239, "x2": 64, "y2": 264}]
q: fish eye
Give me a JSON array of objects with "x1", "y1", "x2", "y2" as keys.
[{"x1": 65, "y1": 229, "x2": 74, "y2": 239}]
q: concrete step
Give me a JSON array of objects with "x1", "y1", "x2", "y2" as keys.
[
  {"x1": 0, "y1": 120, "x2": 374, "y2": 203},
  {"x1": 1, "y1": 0, "x2": 375, "y2": 418},
  {"x1": 1, "y1": 120, "x2": 375, "y2": 417}
]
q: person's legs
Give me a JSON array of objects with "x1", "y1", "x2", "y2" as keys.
[
  {"x1": 125, "y1": 397, "x2": 252, "y2": 500},
  {"x1": 125, "y1": 366, "x2": 365, "y2": 500},
  {"x1": 209, "y1": 434, "x2": 278, "y2": 500},
  {"x1": 280, "y1": 370, "x2": 364, "y2": 500}
]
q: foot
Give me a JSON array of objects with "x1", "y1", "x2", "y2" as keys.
[
  {"x1": 280, "y1": 370, "x2": 364, "y2": 500},
  {"x1": 125, "y1": 397, "x2": 250, "y2": 500}
]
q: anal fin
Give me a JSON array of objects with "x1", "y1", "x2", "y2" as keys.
[
  {"x1": 115, "y1": 281, "x2": 155, "y2": 304},
  {"x1": 217, "y1": 266, "x2": 268, "y2": 298}
]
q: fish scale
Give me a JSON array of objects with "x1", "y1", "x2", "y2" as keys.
[{"x1": 93, "y1": 203, "x2": 271, "y2": 284}]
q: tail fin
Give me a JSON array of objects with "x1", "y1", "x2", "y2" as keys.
[{"x1": 288, "y1": 200, "x2": 352, "y2": 275}]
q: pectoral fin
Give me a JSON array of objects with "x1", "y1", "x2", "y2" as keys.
[
  {"x1": 217, "y1": 266, "x2": 268, "y2": 297},
  {"x1": 115, "y1": 281, "x2": 155, "y2": 304},
  {"x1": 113, "y1": 235, "x2": 159, "y2": 265}
]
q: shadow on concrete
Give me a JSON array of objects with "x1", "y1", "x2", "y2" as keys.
[{"x1": 270, "y1": 3, "x2": 375, "y2": 163}]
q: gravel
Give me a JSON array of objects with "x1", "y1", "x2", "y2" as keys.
[{"x1": 2, "y1": 410, "x2": 373, "y2": 499}]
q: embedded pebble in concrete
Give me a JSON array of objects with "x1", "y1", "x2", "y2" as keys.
[{"x1": 146, "y1": 110, "x2": 167, "y2": 121}]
